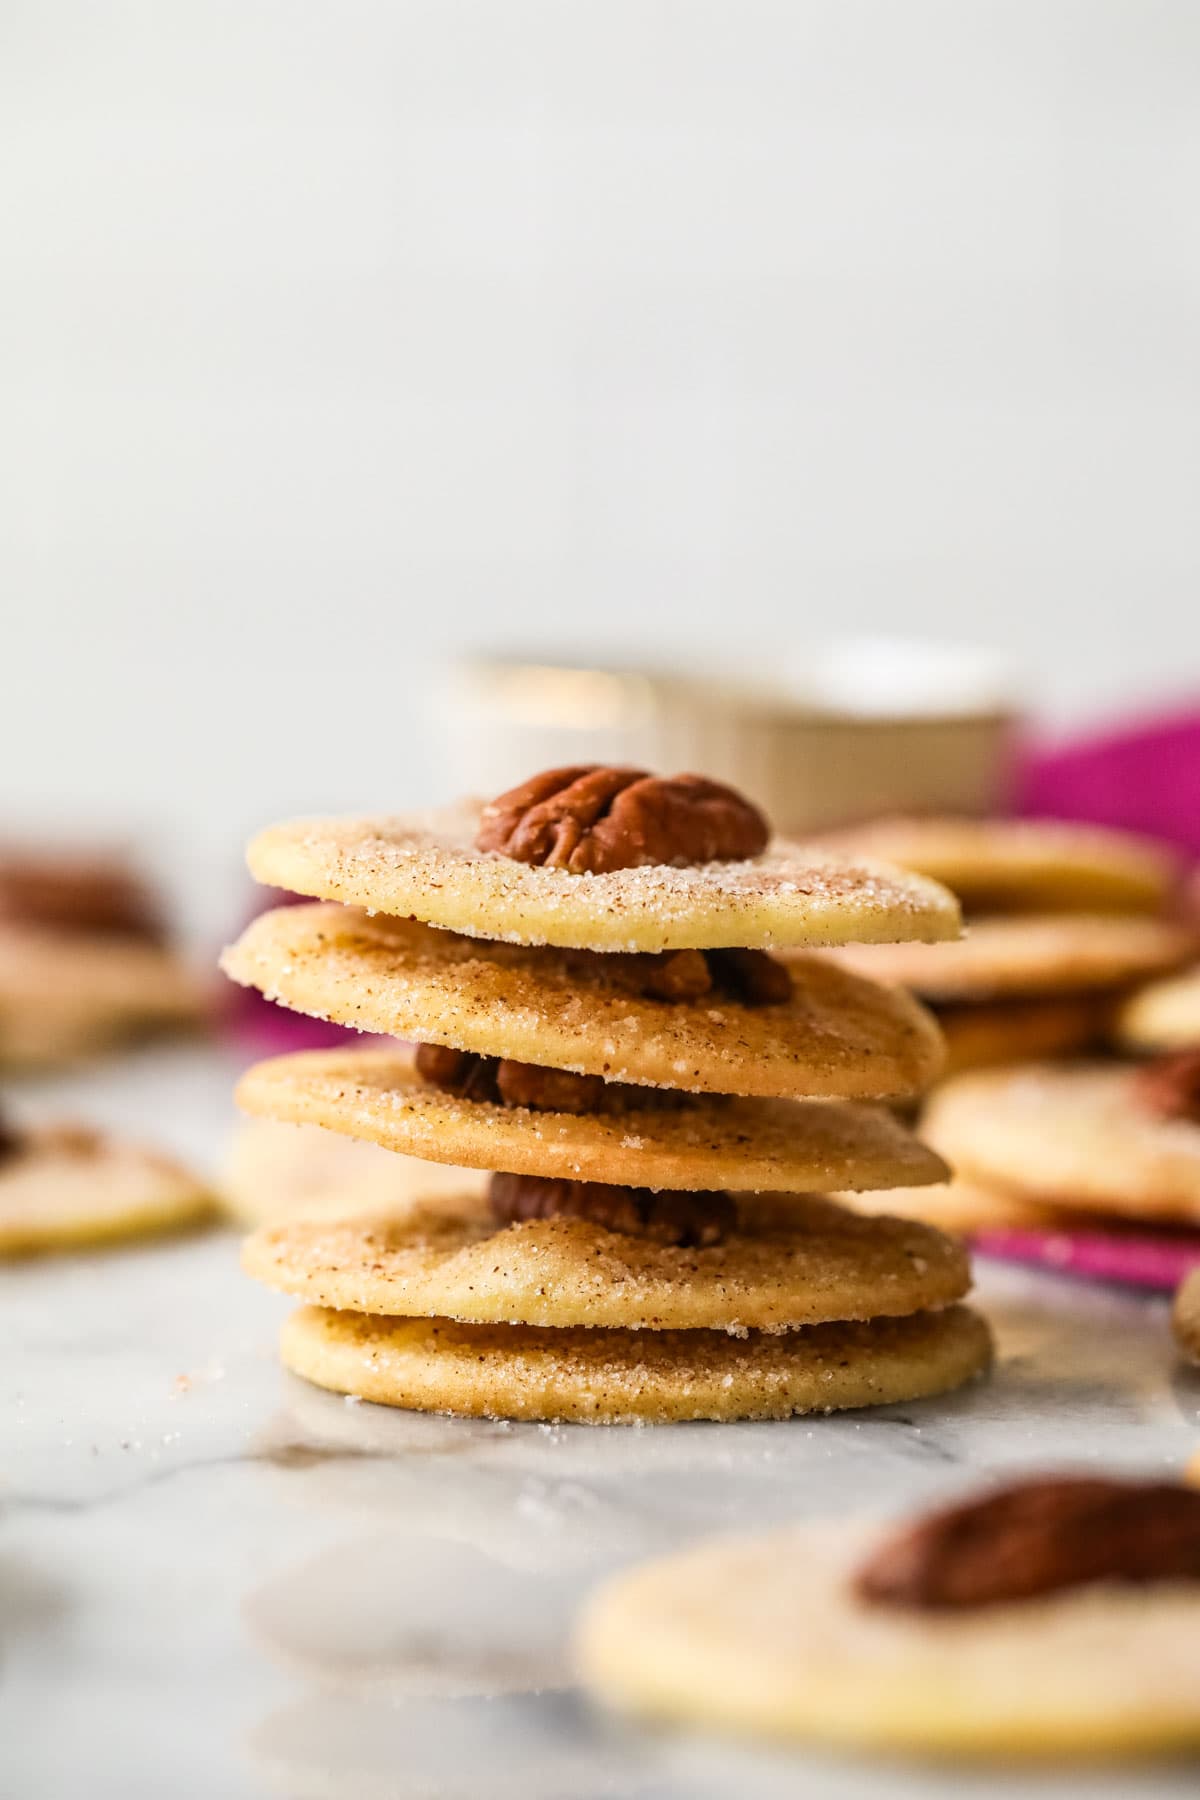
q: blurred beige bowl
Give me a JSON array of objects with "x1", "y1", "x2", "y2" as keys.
[{"x1": 444, "y1": 639, "x2": 1019, "y2": 836}]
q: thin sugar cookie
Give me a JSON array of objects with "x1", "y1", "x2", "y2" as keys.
[
  {"x1": 0, "y1": 1124, "x2": 213, "y2": 1255},
  {"x1": 242, "y1": 1190, "x2": 971, "y2": 1332},
  {"x1": 221, "y1": 903, "x2": 946, "y2": 1101},
  {"x1": 816, "y1": 914, "x2": 1194, "y2": 1003},
  {"x1": 819, "y1": 816, "x2": 1177, "y2": 915},
  {"x1": 935, "y1": 996, "x2": 1103, "y2": 1076},
  {"x1": 244, "y1": 806, "x2": 961, "y2": 954},
  {"x1": 279, "y1": 1301, "x2": 991, "y2": 1424},
  {"x1": 922, "y1": 1062, "x2": 1200, "y2": 1224},
  {"x1": 224, "y1": 1117, "x2": 485, "y2": 1228},
  {"x1": 235, "y1": 1047, "x2": 949, "y2": 1194},
  {"x1": 1116, "y1": 966, "x2": 1200, "y2": 1054},
  {"x1": 576, "y1": 1483, "x2": 1200, "y2": 1758}
]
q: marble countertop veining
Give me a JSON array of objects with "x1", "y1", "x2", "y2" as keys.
[{"x1": 2, "y1": 1048, "x2": 1200, "y2": 1800}]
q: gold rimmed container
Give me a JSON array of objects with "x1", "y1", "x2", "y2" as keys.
[{"x1": 443, "y1": 642, "x2": 1021, "y2": 836}]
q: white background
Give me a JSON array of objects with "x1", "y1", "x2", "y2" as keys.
[{"x1": 3, "y1": 1, "x2": 1199, "y2": 865}]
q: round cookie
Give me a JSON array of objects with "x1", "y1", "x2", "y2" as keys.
[
  {"x1": 1174, "y1": 1270, "x2": 1200, "y2": 1362},
  {"x1": 845, "y1": 1178, "x2": 1053, "y2": 1235},
  {"x1": 576, "y1": 1519, "x2": 1200, "y2": 1758},
  {"x1": 244, "y1": 806, "x2": 961, "y2": 954},
  {"x1": 242, "y1": 1190, "x2": 971, "y2": 1332},
  {"x1": 1116, "y1": 966, "x2": 1200, "y2": 1054},
  {"x1": 0, "y1": 1127, "x2": 214, "y2": 1255},
  {"x1": 936, "y1": 996, "x2": 1103, "y2": 1075},
  {"x1": 235, "y1": 1047, "x2": 949, "y2": 1195},
  {"x1": 821, "y1": 815, "x2": 1177, "y2": 915},
  {"x1": 224, "y1": 1117, "x2": 485, "y2": 1228},
  {"x1": 222, "y1": 903, "x2": 946, "y2": 1102},
  {"x1": 280, "y1": 1302, "x2": 991, "y2": 1425},
  {"x1": 923, "y1": 1062, "x2": 1200, "y2": 1224},
  {"x1": 819, "y1": 914, "x2": 1194, "y2": 1002},
  {"x1": 0, "y1": 921, "x2": 206, "y2": 1070}
]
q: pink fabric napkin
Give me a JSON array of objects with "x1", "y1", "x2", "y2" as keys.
[
  {"x1": 1016, "y1": 704, "x2": 1200, "y2": 859},
  {"x1": 972, "y1": 1223, "x2": 1200, "y2": 1292},
  {"x1": 220, "y1": 885, "x2": 378, "y2": 1057}
]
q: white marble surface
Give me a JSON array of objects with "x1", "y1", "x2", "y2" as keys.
[{"x1": 3, "y1": 1047, "x2": 1200, "y2": 1800}]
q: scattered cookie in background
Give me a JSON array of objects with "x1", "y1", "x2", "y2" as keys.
[
  {"x1": 224, "y1": 1116, "x2": 483, "y2": 1228},
  {"x1": 850, "y1": 1055, "x2": 1200, "y2": 1290},
  {"x1": 806, "y1": 817, "x2": 1193, "y2": 1078},
  {"x1": 0, "y1": 845, "x2": 208, "y2": 1071},
  {"x1": 576, "y1": 1473, "x2": 1200, "y2": 1760},
  {"x1": 819, "y1": 815, "x2": 1180, "y2": 916},
  {"x1": 0, "y1": 1097, "x2": 213, "y2": 1255},
  {"x1": 227, "y1": 766, "x2": 990, "y2": 1424},
  {"x1": 1117, "y1": 964, "x2": 1200, "y2": 1056},
  {"x1": 920, "y1": 1060, "x2": 1200, "y2": 1229}
]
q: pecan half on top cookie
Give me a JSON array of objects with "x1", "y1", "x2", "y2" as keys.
[
  {"x1": 855, "y1": 1474, "x2": 1200, "y2": 1611},
  {"x1": 476, "y1": 765, "x2": 769, "y2": 875}
]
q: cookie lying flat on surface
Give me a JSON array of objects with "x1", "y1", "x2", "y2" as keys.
[
  {"x1": 923, "y1": 1062, "x2": 1200, "y2": 1224},
  {"x1": 1117, "y1": 966, "x2": 1200, "y2": 1054},
  {"x1": 224, "y1": 1117, "x2": 484, "y2": 1227},
  {"x1": 0, "y1": 922, "x2": 206, "y2": 1070},
  {"x1": 1174, "y1": 1270, "x2": 1200, "y2": 1361},
  {"x1": 817, "y1": 914, "x2": 1194, "y2": 1003},
  {"x1": 819, "y1": 816, "x2": 1177, "y2": 916},
  {"x1": 935, "y1": 996, "x2": 1104, "y2": 1075},
  {"x1": 577, "y1": 1477, "x2": 1200, "y2": 1757},
  {"x1": 222, "y1": 903, "x2": 945, "y2": 1101},
  {"x1": 236, "y1": 1047, "x2": 948, "y2": 1195},
  {"x1": 0, "y1": 1123, "x2": 213, "y2": 1254},
  {"x1": 243, "y1": 1190, "x2": 970, "y2": 1332},
  {"x1": 280, "y1": 1301, "x2": 990, "y2": 1424},
  {"x1": 244, "y1": 806, "x2": 961, "y2": 954}
]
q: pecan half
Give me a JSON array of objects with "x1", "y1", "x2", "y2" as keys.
[
  {"x1": 414, "y1": 1042, "x2": 501, "y2": 1104},
  {"x1": 0, "y1": 852, "x2": 166, "y2": 943},
  {"x1": 633, "y1": 948, "x2": 714, "y2": 1002},
  {"x1": 855, "y1": 1475, "x2": 1200, "y2": 1612},
  {"x1": 1133, "y1": 1052, "x2": 1200, "y2": 1125},
  {"x1": 563, "y1": 944, "x2": 790, "y2": 1007},
  {"x1": 707, "y1": 947, "x2": 793, "y2": 1007},
  {"x1": 488, "y1": 1172, "x2": 735, "y2": 1247},
  {"x1": 476, "y1": 765, "x2": 769, "y2": 874},
  {"x1": 494, "y1": 1059, "x2": 607, "y2": 1115},
  {"x1": 415, "y1": 1042, "x2": 673, "y2": 1116},
  {"x1": 0, "y1": 1102, "x2": 24, "y2": 1167}
]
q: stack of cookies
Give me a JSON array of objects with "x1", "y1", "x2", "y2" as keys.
[
  {"x1": 812, "y1": 816, "x2": 1191, "y2": 1076},
  {"x1": 222, "y1": 766, "x2": 992, "y2": 1425}
]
